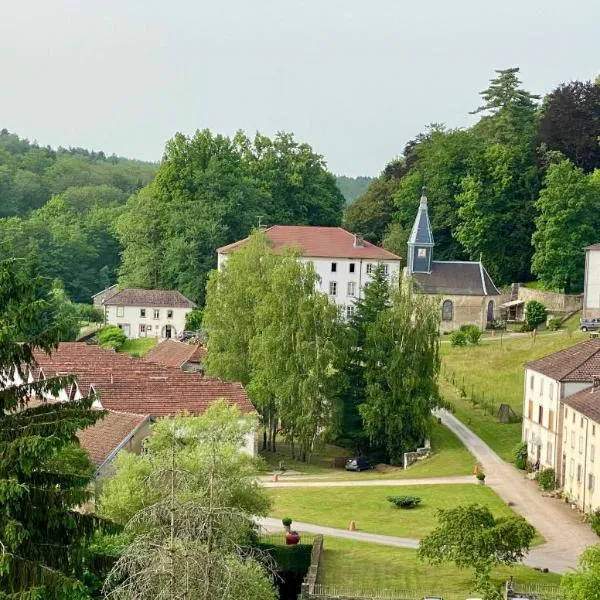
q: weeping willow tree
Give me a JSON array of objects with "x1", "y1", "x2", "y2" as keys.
[
  {"x1": 99, "y1": 404, "x2": 277, "y2": 600},
  {"x1": 0, "y1": 258, "x2": 109, "y2": 598}
]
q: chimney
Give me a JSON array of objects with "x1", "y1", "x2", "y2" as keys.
[{"x1": 354, "y1": 234, "x2": 364, "y2": 248}]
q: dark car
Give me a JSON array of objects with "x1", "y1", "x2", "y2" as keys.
[
  {"x1": 580, "y1": 317, "x2": 600, "y2": 332},
  {"x1": 345, "y1": 457, "x2": 373, "y2": 472}
]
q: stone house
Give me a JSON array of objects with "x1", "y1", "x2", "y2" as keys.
[
  {"x1": 405, "y1": 192, "x2": 500, "y2": 331},
  {"x1": 100, "y1": 288, "x2": 196, "y2": 340},
  {"x1": 584, "y1": 243, "x2": 600, "y2": 318},
  {"x1": 217, "y1": 225, "x2": 401, "y2": 321}
]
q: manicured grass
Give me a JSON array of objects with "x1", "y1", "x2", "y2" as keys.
[
  {"x1": 120, "y1": 338, "x2": 158, "y2": 356},
  {"x1": 267, "y1": 484, "x2": 519, "y2": 539},
  {"x1": 260, "y1": 421, "x2": 474, "y2": 480},
  {"x1": 317, "y1": 538, "x2": 560, "y2": 598}
]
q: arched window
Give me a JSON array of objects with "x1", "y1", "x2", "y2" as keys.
[
  {"x1": 442, "y1": 300, "x2": 453, "y2": 321},
  {"x1": 487, "y1": 300, "x2": 494, "y2": 322}
]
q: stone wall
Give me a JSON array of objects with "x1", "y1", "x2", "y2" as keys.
[
  {"x1": 438, "y1": 294, "x2": 496, "y2": 332},
  {"x1": 517, "y1": 286, "x2": 583, "y2": 313}
]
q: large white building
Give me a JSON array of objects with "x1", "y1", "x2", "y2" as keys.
[
  {"x1": 101, "y1": 288, "x2": 196, "y2": 339},
  {"x1": 522, "y1": 339, "x2": 600, "y2": 485},
  {"x1": 216, "y1": 225, "x2": 401, "y2": 319},
  {"x1": 584, "y1": 243, "x2": 600, "y2": 318}
]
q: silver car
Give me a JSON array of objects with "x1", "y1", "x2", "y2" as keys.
[{"x1": 580, "y1": 317, "x2": 600, "y2": 332}]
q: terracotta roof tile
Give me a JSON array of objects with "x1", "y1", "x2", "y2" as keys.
[
  {"x1": 77, "y1": 410, "x2": 149, "y2": 467},
  {"x1": 217, "y1": 225, "x2": 401, "y2": 260},
  {"x1": 144, "y1": 339, "x2": 206, "y2": 369},
  {"x1": 526, "y1": 339, "x2": 600, "y2": 382},
  {"x1": 104, "y1": 289, "x2": 196, "y2": 308},
  {"x1": 563, "y1": 385, "x2": 600, "y2": 423},
  {"x1": 32, "y1": 343, "x2": 254, "y2": 416}
]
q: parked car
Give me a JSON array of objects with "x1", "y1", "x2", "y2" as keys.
[
  {"x1": 345, "y1": 457, "x2": 373, "y2": 472},
  {"x1": 580, "y1": 317, "x2": 600, "y2": 332}
]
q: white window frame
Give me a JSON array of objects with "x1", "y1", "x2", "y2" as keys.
[
  {"x1": 366, "y1": 263, "x2": 374, "y2": 274},
  {"x1": 417, "y1": 248, "x2": 426, "y2": 258},
  {"x1": 569, "y1": 458, "x2": 575, "y2": 477},
  {"x1": 347, "y1": 282, "x2": 356, "y2": 297},
  {"x1": 116, "y1": 306, "x2": 124, "y2": 317},
  {"x1": 153, "y1": 309, "x2": 160, "y2": 319},
  {"x1": 167, "y1": 309, "x2": 173, "y2": 319},
  {"x1": 580, "y1": 436, "x2": 584, "y2": 454},
  {"x1": 345, "y1": 305, "x2": 355, "y2": 319},
  {"x1": 571, "y1": 430, "x2": 576, "y2": 449},
  {"x1": 329, "y1": 281, "x2": 337, "y2": 296},
  {"x1": 591, "y1": 444, "x2": 596, "y2": 463},
  {"x1": 140, "y1": 308, "x2": 146, "y2": 318}
]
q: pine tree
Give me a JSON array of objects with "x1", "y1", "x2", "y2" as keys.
[
  {"x1": 0, "y1": 258, "x2": 108, "y2": 598},
  {"x1": 339, "y1": 264, "x2": 391, "y2": 451}
]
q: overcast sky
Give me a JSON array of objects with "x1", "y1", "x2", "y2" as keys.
[{"x1": 1, "y1": 0, "x2": 598, "y2": 176}]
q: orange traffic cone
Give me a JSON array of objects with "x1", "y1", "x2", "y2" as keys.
[{"x1": 349, "y1": 520, "x2": 356, "y2": 531}]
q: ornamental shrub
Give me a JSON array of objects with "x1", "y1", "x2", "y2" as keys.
[
  {"x1": 589, "y1": 509, "x2": 600, "y2": 536},
  {"x1": 450, "y1": 331, "x2": 468, "y2": 346},
  {"x1": 525, "y1": 300, "x2": 547, "y2": 330},
  {"x1": 96, "y1": 326, "x2": 127, "y2": 351},
  {"x1": 547, "y1": 317, "x2": 561, "y2": 331},
  {"x1": 387, "y1": 496, "x2": 421, "y2": 509},
  {"x1": 461, "y1": 325, "x2": 482, "y2": 344},
  {"x1": 282, "y1": 517, "x2": 293, "y2": 528},
  {"x1": 512, "y1": 441, "x2": 528, "y2": 470},
  {"x1": 538, "y1": 467, "x2": 556, "y2": 491}
]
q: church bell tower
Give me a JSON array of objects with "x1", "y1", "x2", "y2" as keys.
[{"x1": 407, "y1": 189, "x2": 434, "y2": 274}]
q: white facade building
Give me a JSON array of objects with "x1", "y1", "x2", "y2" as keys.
[
  {"x1": 522, "y1": 340, "x2": 600, "y2": 483},
  {"x1": 584, "y1": 243, "x2": 600, "y2": 318},
  {"x1": 101, "y1": 289, "x2": 196, "y2": 339},
  {"x1": 217, "y1": 225, "x2": 401, "y2": 319}
]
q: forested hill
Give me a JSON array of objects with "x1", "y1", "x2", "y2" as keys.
[
  {"x1": 0, "y1": 129, "x2": 344, "y2": 304},
  {"x1": 335, "y1": 175, "x2": 374, "y2": 204},
  {"x1": 344, "y1": 70, "x2": 600, "y2": 294}
]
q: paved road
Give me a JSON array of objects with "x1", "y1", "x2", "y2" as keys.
[
  {"x1": 437, "y1": 409, "x2": 598, "y2": 573},
  {"x1": 256, "y1": 517, "x2": 420, "y2": 549},
  {"x1": 259, "y1": 475, "x2": 475, "y2": 488}
]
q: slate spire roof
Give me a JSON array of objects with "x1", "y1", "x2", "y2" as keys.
[{"x1": 408, "y1": 190, "x2": 434, "y2": 247}]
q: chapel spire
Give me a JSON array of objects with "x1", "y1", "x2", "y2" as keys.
[{"x1": 407, "y1": 189, "x2": 434, "y2": 274}]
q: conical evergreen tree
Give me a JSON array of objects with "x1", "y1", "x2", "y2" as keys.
[
  {"x1": 339, "y1": 264, "x2": 391, "y2": 451},
  {"x1": 0, "y1": 258, "x2": 108, "y2": 598}
]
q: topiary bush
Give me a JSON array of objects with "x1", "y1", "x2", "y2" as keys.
[
  {"x1": 282, "y1": 517, "x2": 292, "y2": 528},
  {"x1": 537, "y1": 467, "x2": 556, "y2": 491},
  {"x1": 450, "y1": 331, "x2": 468, "y2": 346},
  {"x1": 512, "y1": 441, "x2": 528, "y2": 470},
  {"x1": 519, "y1": 322, "x2": 534, "y2": 333},
  {"x1": 525, "y1": 300, "x2": 547, "y2": 330},
  {"x1": 96, "y1": 326, "x2": 127, "y2": 351},
  {"x1": 387, "y1": 496, "x2": 421, "y2": 509}
]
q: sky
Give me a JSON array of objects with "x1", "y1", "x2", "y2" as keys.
[{"x1": 1, "y1": 0, "x2": 599, "y2": 176}]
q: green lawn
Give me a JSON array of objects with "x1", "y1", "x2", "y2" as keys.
[
  {"x1": 317, "y1": 538, "x2": 560, "y2": 599},
  {"x1": 267, "y1": 484, "x2": 520, "y2": 540},
  {"x1": 260, "y1": 421, "x2": 474, "y2": 480},
  {"x1": 440, "y1": 328, "x2": 586, "y2": 460},
  {"x1": 120, "y1": 338, "x2": 158, "y2": 356}
]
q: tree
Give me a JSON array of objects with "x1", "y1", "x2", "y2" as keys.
[
  {"x1": 359, "y1": 284, "x2": 440, "y2": 464},
  {"x1": 97, "y1": 325, "x2": 127, "y2": 350},
  {"x1": 336, "y1": 175, "x2": 374, "y2": 204},
  {"x1": 525, "y1": 300, "x2": 547, "y2": 330},
  {"x1": 185, "y1": 308, "x2": 204, "y2": 331},
  {"x1": 0, "y1": 258, "x2": 109, "y2": 597},
  {"x1": 381, "y1": 222, "x2": 409, "y2": 258},
  {"x1": 249, "y1": 255, "x2": 343, "y2": 461},
  {"x1": 419, "y1": 504, "x2": 535, "y2": 599},
  {"x1": 561, "y1": 545, "x2": 600, "y2": 600},
  {"x1": 338, "y1": 264, "x2": 392, "y2": 451},
  {"x1": 99, "y1": 403, "x2": 277, "y2": 600},
  {"x1": 532, "y1": 159, "x2": 600, "y2": 292},
  {"x1": 538, "y1": 80, "x2": 600, "y2": 173}
]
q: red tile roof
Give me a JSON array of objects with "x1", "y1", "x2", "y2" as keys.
[
  {"x1": 526, "y1": 339, "x2": 600, "y2": 382},
  {"x1": 217, "y1": 226, "x2": 401, "y2": 260},
  {"x1": 563, "y1": 385, "x2": 600, "y2": 423},
  {"x1": 144, "y1": 339, "x2": 206, "y2": 369},
  {"x1": 104, "y1": 289, "x2": 196, "y2": 308},
  {"x1": 77, "y1": 410, "x2": 149, "y2": 467},
  {"x1": 32, "y1": 343, "x2": 254, "y2": 416}
]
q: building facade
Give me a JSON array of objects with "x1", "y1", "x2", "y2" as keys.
[
  {"x1": 522, "y1": 339, "x2": 600, "y2": 491},
  {"x1": 584, "y1": 243, "x2": 600, "y2": 318},
  {"x1": 406, "y1": 192, "x2": 500, "y2": 331},
  {"x1": 217, "y1": 226, "x2": 401, "y2": 320},
  {"x1": 101, "y1": 289, "x2": 196, "y2": 339}
]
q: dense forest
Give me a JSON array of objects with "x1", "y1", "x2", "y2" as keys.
[
  {"x1": 345, "y1": 69, "x2": 600, "y2": 292},
  {"x1": 335, "y1": 175, "x2": 374, "y2": 204}
]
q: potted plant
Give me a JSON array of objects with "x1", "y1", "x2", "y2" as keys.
[
  {"x1": 282, "y1": 517, "x2": 292, "y2": 533},
  {"x1": 285, "y1": 530, "x2": 300, "y2": 545},
  {"x1": 476, "y1": 471, "x2": 486, "y2": 485}
]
